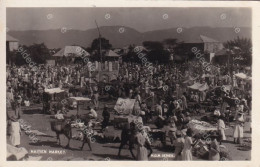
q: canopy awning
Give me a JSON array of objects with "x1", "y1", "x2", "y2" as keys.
[
  {"x1": 188, "y1": 82, "x2": 209, "y2": 91},
  {"x1": 69, "y1": 97, "x2": 91, "y2": 101},
  {"x1": 44, "y1": 88, "x2": 65, "y2": 94},
  {"x1": 235, "y1": 73, "x2": 251, "y2": 81}
]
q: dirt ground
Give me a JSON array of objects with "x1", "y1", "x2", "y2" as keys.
[{"x1": 7, "y1": 100, "x2": 251, "y2": 161}]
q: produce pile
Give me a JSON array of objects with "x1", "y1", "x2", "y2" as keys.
[{"x1": 187, "y1": 119, "x2": 217, "y2": 134}]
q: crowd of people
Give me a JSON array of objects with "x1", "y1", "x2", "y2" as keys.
[{"x1": 6, "y1": 59, "x2": 252, "y2": 160}]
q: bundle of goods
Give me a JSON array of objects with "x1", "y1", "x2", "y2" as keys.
[
  {"x1": 193, "y1": 140, "x2": 209, "y2": 159},
  {"x1": 219, "y1": 145, "x2": 232, "y2": 160},
  {"x1": 50, "y1": 120, "x2": 67, "y2": 131},
  {"x1": 114, "y1": 98, "x2": 136, "y2": 115},
  {"x1": 113, "y1": 115, "x2": 140, "y2": 129},
  {"x1": 71, "y1": 122, "x2": 85, "y2": 128},
  {"x1": 103, "y1": 127, "x2": 122, "y2": 141},
  {"x1": 237, "y1": 138, "x2": 251, "y2": 151},
  {"x1": 187, "y1": 119, "x2": 217, "y2": 135},
  {"x1": 7, "y1": 144, "x2": 28, "y2": 160},
  {"x1": 194, "y1": 140, "x2": 232, "y2": 160}
]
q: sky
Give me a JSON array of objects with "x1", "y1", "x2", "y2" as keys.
[{"x1": 7, "y1": 8, "x2": 251, "y2": 32}]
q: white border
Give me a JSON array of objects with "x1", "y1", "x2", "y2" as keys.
[{"x1": 0, "y1": 1, "x2": 259, "y2": 167}]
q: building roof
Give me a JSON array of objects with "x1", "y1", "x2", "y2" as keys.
[
  {"x1": 105, "y1": 50, "x2": 120, "y2": 57},
  {"x1": 6, "y1": 34, "x2": 19, "y2": 42},
  {"x1": 185, "y1": 35, "x2": 220, "y2": 44},
  {"x1": 200, "y1": 35, "x2": 220, "y2": 43},
  {"x1": 52, "y1": 46, "x2": 90, "y2": 57}
]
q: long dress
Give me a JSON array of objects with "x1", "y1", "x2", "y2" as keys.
[
  {"x1": 217, "y1": 119, "x2": 226, "y2": 140},
  {"x1": 182, "y1": 136, "x2": 193, "y2": 161},
  {"x1": 7, "y1": 109, "x2": 21, "y2": 146},
  {"x1": 233, "y1": 114, "x2": 244, "y2": 138},
  {"x1": 10, "y1": 122, "x2": 21, "y2": 146},
  {"x1": 173, "y1": 137, "x2": 185, "y2": 160},
  {"x1": 136, "y1": 132, "x2": 148, "y2": 161}
]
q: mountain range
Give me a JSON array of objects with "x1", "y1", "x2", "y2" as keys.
[{"x1": 7, "y1": 26, "x2": 251, "y2": 49}]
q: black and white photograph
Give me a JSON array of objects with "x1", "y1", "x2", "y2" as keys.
[{"x1": 5, "y1": 7, "x2": 252, "y2": 161}]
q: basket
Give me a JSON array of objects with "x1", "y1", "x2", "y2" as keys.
[
  {"x1": 197, "y1": 145, "x2": 209, "y2": 156},
  {"x1": 50, "y1": 120, "x2": 65, "y2": 131}
]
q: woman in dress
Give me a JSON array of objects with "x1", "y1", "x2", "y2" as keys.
[
  {"x1": 135, "y1": 128, "x2": 152, "y2": 161},
  {"x1": 172, "y1": 130, "x2": 185, "y2": 160},
  {"x1": 182, "y1": 128, "x2": 194, "y2": 161},
  {"x1": 233, "y1": 112, "x2": 245, "y2": 144},
  {"x1": 217, "y1": 115, "x2": 226, "y2": 144},
  {"x1": 7, "y1": 101, "x2": 22, "y2": 147}
]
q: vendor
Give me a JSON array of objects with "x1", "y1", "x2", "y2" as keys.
[
  {"x1": 168, "y1": 122, "x2": 177, "y2": 145},
  {"x1": 172, "y1": 130, "x2": 184, "y2": 160},
  {"x1": 101, "y1": 105, "x2": 110, "y2": 130},
  {"x1": 233, "y1": 111, "x2": 244, "y2": 144},
  {"x1": 88, "y1": 107, "x2": 98, "y2": 119}
]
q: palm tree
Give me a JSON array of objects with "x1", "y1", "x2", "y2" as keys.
[{"x1": 224, "y1": 36, "x2": 252, "y2": 65}]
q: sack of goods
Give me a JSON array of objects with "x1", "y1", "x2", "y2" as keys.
[
  {"x1": 50, "y1": 120, "x2": 66, "y2": 131},
  {"x1": 187, "y1": 119, "x2": 217, "y2": 134},
  {"x1": 193, "y1": 140, "x2": 209, "y2": 159}
]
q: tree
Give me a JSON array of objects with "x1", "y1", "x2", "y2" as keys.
[
  {"x1": 142, "y1": 41, "x2": 171, "y2": 64},
  {"x1": 90, "y1": 37, "x2": 112, "y2": 52},
  {"x1": 142, "y1": 41, "x2": 163, "y2": 51},
  {"x1": 224, "y1": 36, "x2": 252, "y2": 65},
  {"x1": 14, "y1": 43, "x2": 51, "y2": 66},
  {"x1": 163, "y1": 38, "x2": 178, "y2": 49}
]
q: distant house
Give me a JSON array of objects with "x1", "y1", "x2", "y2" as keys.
[
  {"x1": 51, "y1": 46, "x2": 90, "y2": 65},
  {"x1": 52, "y1": 46, "x2": 90, "y2": 57},
  {"x1": 182, "y1": 35, "x2": 223, "y2": 54},
  {"x1": 6, "y1": 34, "x2": 19, "y2": 65},
  {"x1": 200, "y1": 35, "x2": 224, "y2": 53},
  {"x1": 6, "y1": 34, "x2": 19, "y2": 52}
]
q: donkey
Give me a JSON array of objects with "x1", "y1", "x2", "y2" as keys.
[{"x1": 50, "y1": 119, "x2": 72, "y2": 148}]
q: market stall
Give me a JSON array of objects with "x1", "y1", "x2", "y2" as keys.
[
  {"x1": 42, "y1": 88, "x2": 68, "y2": 114},
  {"x1": 69, "y1": 97, "x2": 92, "y2": 117}
]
